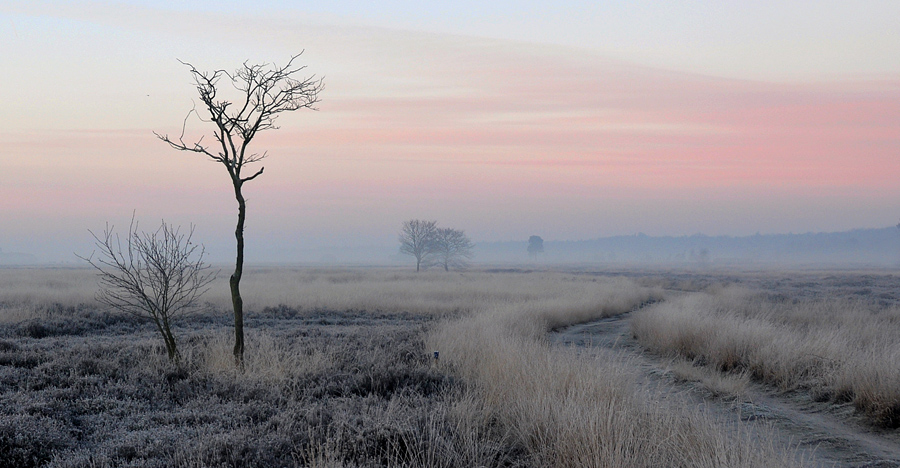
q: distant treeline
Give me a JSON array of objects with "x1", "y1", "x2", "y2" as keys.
[
  {"x1": 0, "y1": 251, "x2": 37, "y2": 266},
  {"x1": 476, "y1": 227, "x2": 900, "y2": 266}
]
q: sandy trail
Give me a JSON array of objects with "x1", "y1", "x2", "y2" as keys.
[{"x1": 550, "y1": 305, "x2": 900, "y2": 468}]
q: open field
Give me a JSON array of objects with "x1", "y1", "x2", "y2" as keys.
[{"x1": 5, "y1": 266, "x2": 892, "y2": 466}]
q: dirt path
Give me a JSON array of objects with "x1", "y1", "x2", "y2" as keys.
[{"x1": 550, "y1": 308, "x2": 900, "y2": 468}]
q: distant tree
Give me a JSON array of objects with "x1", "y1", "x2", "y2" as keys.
[
  {"x1": 399, "y1": 219, "x2": 438, "y2": 272},
  {"x1": 155, "y1": 55, "x2": 322, "y2": 366},
  {"x1": 431, "y1": 227, "x2": 475, "y2": 271},
  {"x1": 690, "y1": 247, "x2": 710, "y2": 266},
  {"x1": 80, "y1": 219, "x2": 215, "y2": 362},
  {"x1": 527, "y1": 235, "x2": 544, "y2": 258}
]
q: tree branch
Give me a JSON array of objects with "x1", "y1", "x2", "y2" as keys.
[{"x1": 241, "y1": 166, "x2": 264, "y2": 183}]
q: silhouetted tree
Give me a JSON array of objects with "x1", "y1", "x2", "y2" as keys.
[
  {"x1": 527, "y1": 235, "x2": 544, "y2": 258},
  {"x1": 399, "y1": 219, "x2": 437, "y2": 272},
  {"x1": 80, "y1": 219, "x2": 214, "y2": 362},
  {"x1": 156, "y1": 55, "x2": 322, "y2": 366},
  {"x1": 431, "y1": 227, "x2": 475, "y2": 271}
]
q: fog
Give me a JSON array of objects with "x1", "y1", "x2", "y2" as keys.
[
  {"x1": 476, "y1": 227, "x2": 900, "y2": 268},
  {"x1": 3, "y1": 224, "x2": 898, "y2": 269}
]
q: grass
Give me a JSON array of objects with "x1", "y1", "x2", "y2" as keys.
[
  {"x1": 428, "y1": 282, "x2": 797, "y2": 467},
  {"x1": 632, "y1": 284, "x2": 900, "y2": 427},
  {"x1": 667, "y1": 357, "x2": 752, "y2": 400},
  {"x1": 0, "y1": 308, "x2": 494, "y2": 467},
  {"x1": 0, "y1": 267, "x2": 805, "y2": 466}
]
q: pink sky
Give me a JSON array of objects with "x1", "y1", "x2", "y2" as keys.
[{"x1": 2, "y1": 2, "x2": 900, "y2": 262}]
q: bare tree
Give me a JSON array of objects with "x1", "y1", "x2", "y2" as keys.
[
  {"x1": 431, "y1": 227, "x2": 475, "y2": 271},
  {"x1": 80, "y1": 219, "x2": 215, "y2": 362},
  {"x1": 155, "y1": 54, "x2": 323, "y2": 366},
  {"x1": 399, "y1": 219, "x2": 438, "y2": 272}
]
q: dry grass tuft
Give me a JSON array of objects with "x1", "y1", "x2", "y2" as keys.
[
  {"x1": 668, "y1": 358, "x2": 751, "y2": 400},
  {"x1": 632, "y1": 286, "x2": 900, "y2": 427}
]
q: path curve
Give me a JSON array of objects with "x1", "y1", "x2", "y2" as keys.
[{"x1": 550, "y1": 304, "x2": 900, "y2": 468}]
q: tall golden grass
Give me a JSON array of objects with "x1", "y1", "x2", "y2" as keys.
[
  {"x1": 632, "y1": 286, "x2": 900, "y2": 426},
  {"x1": 427, "y1": 278, "x2": 799, "y2": 467}
]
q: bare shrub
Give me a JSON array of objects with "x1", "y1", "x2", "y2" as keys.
[{"x1": 80, "y1": 219, "x2": 214, "y2": 362}]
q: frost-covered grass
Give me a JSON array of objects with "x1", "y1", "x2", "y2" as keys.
[
  {"x1": 0, "y1": 308, "x2": 495, "y2": 467},
  {"x1": 0, "y1": 267, "x2": 804, "y2": 467}
]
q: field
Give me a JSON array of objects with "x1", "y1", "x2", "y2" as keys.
[
  {"x1": 632, "y1": 276, "x2": 900, "y2": 427},
  {"x1": 1, "y1": 266, "x2": 898, "y2": 467}
]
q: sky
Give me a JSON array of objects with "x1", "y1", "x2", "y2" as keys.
[{"x1": 2, "y1": 1, "x2": 899, "y2": 263}]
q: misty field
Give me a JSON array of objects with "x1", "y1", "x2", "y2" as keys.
[{"x1": 6, "y1": 266, "x2": 889, "y2": 466}]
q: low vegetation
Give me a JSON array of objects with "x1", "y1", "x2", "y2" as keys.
[
  {"x1": 0, "y1": 307, "x2": 466, "y2": 467},
  {"x1": 0, "y1": 267, "x2": 804, "y2": 466},
  {"x1": 428, "y1": 280, "x2": 797, "y2": 467},
  {"x1": 80, "y1": 219, "x2": 215, "y2": 362},
  {"x1": 632, "y1": 285, "x2": 900, "y2": 427}
]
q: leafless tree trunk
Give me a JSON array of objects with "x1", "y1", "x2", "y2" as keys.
[
  {"x1": 79, "y1": 218, "x2": 214, "y2": 362},
  {"x1": 431, "y1": 227, "x2": 475, "y2": 271},
  {"x1": 156, "y1": 54, "x2": 322, "y2": 367},
  {"x1": 399, "y1": 219, "x2": 438, "y2": 272}
]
